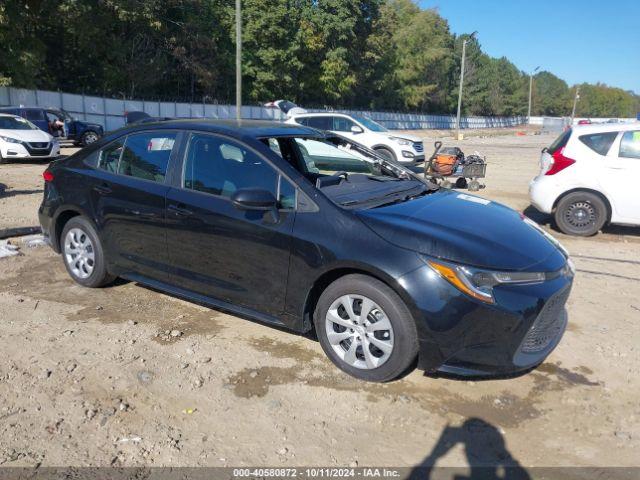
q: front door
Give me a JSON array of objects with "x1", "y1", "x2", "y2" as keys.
[
  {"x1": 602, "y1": 130, "x2": 640, "y2": 223},
  {"x1": 165, "y1": 133, "x2": 296, "y2": 316}
]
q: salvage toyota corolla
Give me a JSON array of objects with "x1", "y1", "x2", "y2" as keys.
[{"x1": 39, "y1": 120, "x2": 574, "y2": 382}]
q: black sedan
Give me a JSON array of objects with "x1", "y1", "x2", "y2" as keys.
[{"x1": 39, "y1": 120, "x2": 574, "y2": 382}]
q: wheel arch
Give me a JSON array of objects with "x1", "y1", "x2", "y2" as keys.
[
  {"x1": 301, "y1": 265, "x2": 422, "y2": 334},
  {"x1": 552, "y1": 188, "x2": 613, "y2": 223},
  {"x1": 52, "y1": 206, "x2": 94, "y2": 253},
  {"x1": 372, "y1": 145, "x2": 397, "y2": 161}
]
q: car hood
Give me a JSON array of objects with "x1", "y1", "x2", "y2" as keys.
[
  {"x1": 356, "y1": 189, "x2": 565, "y2": 271},
  {"x1": 384, "y1": 133, "x2": 422, "y2": 143},
  {"x1": 0, "y1": 128, "x2": 52, "y2": 142}
]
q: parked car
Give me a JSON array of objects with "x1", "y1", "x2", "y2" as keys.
[
  {"x1": 39, "y1": 120, "x2": 573, "y2": 382},
  {"x1": 0, "y1": 107, "x2": 103, "y2": 147},
  {"x1": 287, "y1": 112, "x2": 425, "y2": 164},
  {"x1": 529, "y1": 123, "x2": 640, "y2": 236},
  {"x1": 264, "y1": 100, "x2": 307, "y2": 117},
  {"x1": 0, "y1": 113, "x2": 60, "y2": 163}
]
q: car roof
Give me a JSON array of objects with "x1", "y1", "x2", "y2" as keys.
[
  {"x1": 572, "y1": 122, "x2": 639, "y2": 134},
  {"x1": 292, "y1": 112, "x2": 350, "y2": 118},
  {"x1": 0, "y1": 113, "x2": 20, "y2": 118},
  {"x1": 111, "y1": 118, "x2": 324, "y2": 140}
]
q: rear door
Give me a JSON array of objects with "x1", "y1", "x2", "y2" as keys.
[
  {"x1": 90, "y1": 130, "x2": 181, "y2": 280},
  {"x1": 601, "y1": 130, "x2": 640, "y2": 223},
  {"x1": 165, "y1": 132, "x2": 297, "y2": 315}
]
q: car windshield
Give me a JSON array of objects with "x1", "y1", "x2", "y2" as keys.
[
  {"x1": 292, "y1": 137, "x2": 430, "y2": 208},
  {"x1": 351, "y1": 116, "x2": 388, "y2": 132},
  {"x1": 0, "y1": 116, "x2": 39, "y2": 130}
]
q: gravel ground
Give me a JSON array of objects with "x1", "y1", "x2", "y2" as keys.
[{"x1": 0, "y1": 131, "x2": 638, "y2": 471}]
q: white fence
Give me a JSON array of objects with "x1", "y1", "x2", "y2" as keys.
[{"x1": 0, "y1": 86, "x2": 529, "y2": 131}]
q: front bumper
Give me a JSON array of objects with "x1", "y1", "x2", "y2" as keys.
[
  {"x1": 398, "y1": 261, "x2": 573, "y2": 378},
  {"x1": 1, "y1": 141, "x2": 60, "y2": 160}
]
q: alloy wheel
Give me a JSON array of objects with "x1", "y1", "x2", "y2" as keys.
[
  {"x1": 64, "y1": 228, "x2": 95, "y2": 279},
  {"x1": 325, "y1": 294, "x2": 394, "y2": 370}
]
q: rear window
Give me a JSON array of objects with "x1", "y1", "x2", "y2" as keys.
[
  {"x1": 548, "y1": 129, "x2": 572, "y2": 154},
  {"x1": 578, "y1": 132, "x2": 618, "y2": 156}
]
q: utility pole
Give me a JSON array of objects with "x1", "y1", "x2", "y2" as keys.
[
  {"x1": 527, "y1": 66, "x2": 540, "y2": 120},
  {"x1": 455, "y1": 31, "x2": 477, "y2": 141},
  {"x1": 235, "y1": 0, "x2": 242, "y2": 122},
  {"x1": 571, "y1": 85, "x2": 580, "y2": 125}
]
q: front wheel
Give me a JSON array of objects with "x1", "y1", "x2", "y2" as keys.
[
  {"x1": 61, "y1": 217, "x2": 115, "y2": 287},
  {"x1": 374, "y1": 147, "x2": 396, "y2": 162},
  {"x1": 554, "y1": 191, "x2": 607, "y2": 236},
  {"x1": 315, "y1": 274, "x2": 418, "y2": 382}
]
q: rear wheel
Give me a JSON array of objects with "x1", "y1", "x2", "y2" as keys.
[
  {"x1": 554, "y1": 191, "x2": 607, "y2": 236},
  {"x1": 315, "y1": 274, "x2": 418, "y2": 382},
  {"x1": 61, "y1": 217, "x2": 115, "y2": 287},
  {"x1": 80, "y1": 130, "x2": 99, "y2": 147}
]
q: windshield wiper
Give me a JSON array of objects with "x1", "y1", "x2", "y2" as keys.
[{"x1": 340, "y1": 184, "x2": 427, "y2": 207}]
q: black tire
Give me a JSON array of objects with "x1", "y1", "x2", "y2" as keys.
[
  {"x1": 554, "y1": 191, "x2": 607, "y2": 236},
  {"x1": 455, "y1": 177, "x2": 468, "y2": 189},
  {"x1": 60, "y1": 216, "x2": 115, "y2": 287},
  {"x1": 314, "y1": 274, "x2": 418, "y2": 382},
  {"x1": 374, "y1": 147, "x2": 396, "y2": 162},
  {"x1": 80, "y1": 130, "x2": 99, "y2": 147}
]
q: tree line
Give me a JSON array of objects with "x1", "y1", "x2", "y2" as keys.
[{"x1": 1, "y1": 0, "x2": 638, "y2": 117}]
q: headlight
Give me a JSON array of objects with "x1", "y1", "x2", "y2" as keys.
[
  {"x1": 426, "y1": 259, "x2": 546, "y2": 304},
  {"x1": 389, "y1": 136, "x2": 412, "y2": 146},
  {"x1": 0, "y1": 135, "x2": 21, "y2": 144}
]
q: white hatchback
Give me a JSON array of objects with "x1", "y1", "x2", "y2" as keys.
[
  {"x1": 0, "y1": 113, "x2": 60, "y2": 163},
  {"x1": 287, "y1": 113, "x2": 425, "y2": 164},
  {"x1": 529, "y1": 122, "x2": 640, "y2": 236}
]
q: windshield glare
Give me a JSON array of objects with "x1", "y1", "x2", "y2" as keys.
[
  {"x1": 352, "y1": 116, "x2": 388, "y2": 132},
  {"x1": 0, "y1": 116, "x2": 39, "y2": 130}
]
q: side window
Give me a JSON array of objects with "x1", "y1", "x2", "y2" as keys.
[
  {"x1": 332, "y1": 116, "x2": 355, "y2": 132},
  {"x1": 183, "y1": 134, "x2": 278, "y2": 199},
  {"x1": 117, "y1": 132, "x2": 177, "y2": 182},
  {"x1": 306, "y1": 116, "x2": 332, "y2": 130},
  {"x1": 23, "y1": 109, "x2": 45, "y2": 121},
  {"x1": 619, "y1": 131, "x2": 640, "y2": 160},
  {"x1": 97, "y1": 138, "x2": 125, "y2": 173},
  {"x1": 579, "y1": 132, "x2": 618, "y2": 156}
]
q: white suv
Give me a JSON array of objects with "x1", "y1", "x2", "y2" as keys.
[
  {"x1": 529, "y1": 123, "x2": 640, "y2": 236},
  {"x1": 287, "y1": 113, "x2": 425, "y2": 164}
]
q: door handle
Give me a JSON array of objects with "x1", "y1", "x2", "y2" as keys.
[
  {"x1": 93, "y1": 183, "x2": 112, "y2": 195},
  {"x1": 167, "y1": 204, "x2": 194, "y2": 216}
]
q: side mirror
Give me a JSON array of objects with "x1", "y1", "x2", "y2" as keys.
[
  {"x1": 350, "y1": 125, "x2": 364, "y2": 134},
  {"x1": 231, "y1": 188, "x2": 277, "y2": 211}
]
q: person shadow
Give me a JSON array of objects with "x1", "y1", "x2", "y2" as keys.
[{"x1": 409, "y1": 418, "x2": 531, "y2": 480}]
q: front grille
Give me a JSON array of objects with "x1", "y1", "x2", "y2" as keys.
[
  {"x1": 413, "y1": 142, "x2": 424, "y2": 153},
  {"x1": 27, "y1": 142, "x2": 50, "y2": 149},
  {"x1": 520, "y1": 287, "x2": 570, "y2": 353}
]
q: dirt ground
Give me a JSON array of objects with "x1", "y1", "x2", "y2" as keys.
[{"x1": 0, "y1": 131, "x2": 639, "y2": 472}]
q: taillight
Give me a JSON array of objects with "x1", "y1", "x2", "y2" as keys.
[
  {"x1": 545, "y1": 147, "x2": 575, "y2": 176},
  {"x1": 42, "y1": 170, "x2": 54, "y2": 182}
]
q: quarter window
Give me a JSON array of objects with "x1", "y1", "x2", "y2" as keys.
[
  {"x1": 619, "y1": 131, "x2": 640, "y2": 160},
  {"x1": 183, "y1": 134, "x2": 278, "y2": 199},
  {"x1": 578, "y1": 132, "x2": 618, "y2": 156},
  {"x1": 117, "y1": 132, "x2": 177, "y2": 182}
]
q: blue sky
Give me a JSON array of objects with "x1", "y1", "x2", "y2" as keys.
[{"x1": 419, "y1": 0, "x2": 640, "y2": 94}]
